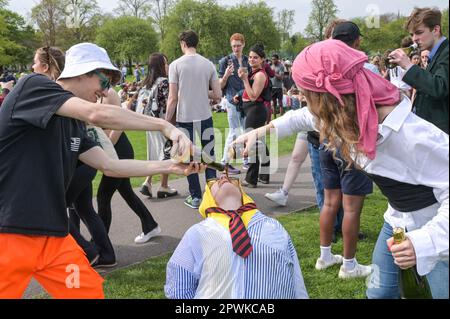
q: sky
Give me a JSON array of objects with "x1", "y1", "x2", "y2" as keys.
[{"x1": 8, "y1": 0, "x2": 449, "y2": 33}]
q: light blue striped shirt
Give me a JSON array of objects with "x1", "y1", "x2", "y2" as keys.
[{"x1": 165, "y1": 211, "x2": 308, "y2": 299}]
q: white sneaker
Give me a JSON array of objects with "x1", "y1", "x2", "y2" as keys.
[
  {"x1": 315, "y1": 254, "x2": 343, "y2": 270},
  {"x1": 265, "y1": 188, "x2": 288, "y2": 206},
  {"x1": 134, "y1": 226, "x2": 161, "y2": 244},
  {"x1": 338, "y1": 263, "x2": 372, "y2": 279}
]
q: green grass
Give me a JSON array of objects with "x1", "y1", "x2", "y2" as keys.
[
  {"x1": 103, "y1": 188, "x2": 387, "y2": 299},
  {"x1": 92, "y1": 112, "x2": 296, "y2": 194}
]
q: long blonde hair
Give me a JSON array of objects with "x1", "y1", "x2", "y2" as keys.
[{"x1": 303, "y1": 90, "x2": 362, "y2": 167}]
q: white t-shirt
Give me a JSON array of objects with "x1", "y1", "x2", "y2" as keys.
[{"x1": 169, "y1": 54, "x2": 218, "y2": 123}]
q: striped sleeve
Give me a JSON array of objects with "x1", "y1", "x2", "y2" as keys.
[
  {"x1": 164, "y1": 262, "x2": 198, "y2": 299},
  {"x1": 164, "y1": 226, "x2": 200, "y2": 299},
  {"x1": 287, "y1": 238, "x2": 309, "y2": 299}
]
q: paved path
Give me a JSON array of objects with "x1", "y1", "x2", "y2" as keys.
[{"x1": 24, "y1": 155, "x2": 317, "y2": 298}]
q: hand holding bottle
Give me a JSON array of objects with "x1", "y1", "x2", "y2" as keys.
[
  {"x1": 388, "y1": 43, "x2": 418, "y2": 70},
  {"x1": 165, "y1": 160, "x2": 205, "y2": 176},
  {"x1": 387, "y1": 235, "x2": 417, "y2": 269},
  {"x1": 388, "y1": 227, "x2": 432, "y2": 299},
  {"x1": 162, "y1": 125, "x2": 193, "y2": 163}
]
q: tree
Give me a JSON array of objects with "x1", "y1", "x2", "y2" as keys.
[
  {"x1": 442, "y1": 7, "x2": 449, "y2": 37},
  {"x1": 58, "y1": 0, "x2": 101, "y2": 47},
  {"x1": 305, "y1": 0, "x2": 338, "y2": 42},
  {"x1": 281, "y1": 32, "x2": 311, "y2": 60},
  {"x1": 96, "y1": 16, "x2": 158, "y2": 68},
  {"x1": 149, "y1": 0, "x2": 174, "y2": 42},
  {"x1": 222, "y1": 2, "x2": 281, "y2": 57},
  {"x1": 277, "y1": 9, "x2": 295, "y2": 43},
  {"x1": 116, "y1": 0, "x2": 152, "y2": 19},
  {"x1": 349, "y1": 14, "x2": 413, "y2": 57},
  {"x1": 161, "y1": 0, "x2": 228, "y2": 61},
  {"x1": 161, "y1": 0, "x2": 280, "y2": 61},
  {"x1": 31, "y1": 0, "x2": 64, "y2": 46},
  {"x1": 0, "y1": 8, "x2": 38, "y2": 71}
]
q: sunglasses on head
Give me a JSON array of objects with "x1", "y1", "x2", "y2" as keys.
[
  {"x1": 206, "y1": 176, "x2": 240, "y2": 188},
  {"x1": 93, "y1": 70, "x2": 111, "y2": 90}
]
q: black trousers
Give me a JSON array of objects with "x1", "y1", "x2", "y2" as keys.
[
  {"x1": 243, "y1": 101, "x2": 270, "y2": 185},
  {"x1": 66, "y1": 164, "x2": 115, "y2": 263},
  {"x1": 97, "y1": 134, "x2": 158, "y2": 234}
]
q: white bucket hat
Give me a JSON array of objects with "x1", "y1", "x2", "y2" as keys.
[{"x1": 58, "y1": 42, "x2": 121, "y2": 84}]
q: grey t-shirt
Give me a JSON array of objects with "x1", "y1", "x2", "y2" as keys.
[
  {"x1": 169, "y1": 54, "x2": 218, "y2": 123},
  {"x1": 271, "y1": 63, "x2": 285, "y2": 88}
]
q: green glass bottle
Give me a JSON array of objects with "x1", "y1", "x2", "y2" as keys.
[
  {"x1": 393, "y1": 227, "x2": 433, "y2": 299},
  {"x1": 385, "y1": 43, "x2": 419, "y2": 69}
]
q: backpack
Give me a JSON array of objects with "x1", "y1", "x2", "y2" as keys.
[{"x1": 136, "y1": 77, "x2": 165, "y2": 117}]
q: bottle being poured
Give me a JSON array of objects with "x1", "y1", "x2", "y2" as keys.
[
  {"x1": 385, "y1": 42, "x2": 419, "y2": 69},
  {"x1": 164, "y1": 139, "x2": 230, "y2": 176}
]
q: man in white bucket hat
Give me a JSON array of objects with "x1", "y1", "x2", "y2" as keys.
[{"x1": 0, "y1": 42, "x2": 201, "y2": 299}]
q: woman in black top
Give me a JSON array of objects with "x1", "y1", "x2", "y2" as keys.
[
  {"x1": 97, "y1": 89, "x2": 160, "y2": 244},
  {"x1": 238, "y1": 44, "x2": 271, "y2": 187}
]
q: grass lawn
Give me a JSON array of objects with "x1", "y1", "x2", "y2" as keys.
[{"x1": 103, "y1": 188, "x2": 387, "y2": 299}]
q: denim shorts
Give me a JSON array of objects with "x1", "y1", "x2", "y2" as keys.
[{"x1": 319, "y1": 144, "x2": 373, "y2": 195}]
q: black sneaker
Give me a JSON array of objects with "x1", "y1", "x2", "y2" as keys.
[
  {"x1": 157, "y1": 187, "x2": 178, "y2": 199},
  {"x1": 88, "y1": 254, "x2": 100, "y2": 266},
  {"x1": 258, "y1": 174, "x2": 270, "y2": 184},
  {"x1": 139, "y1": 184, "x2": 152, "y2": 198},
  {"x1": 92, "y1": 257, "x2": 117, "y2": 269}
]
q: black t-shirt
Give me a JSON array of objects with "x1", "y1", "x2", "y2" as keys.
[{"x1": 0, "y1": 73, "x2": 98, "y2": 236}]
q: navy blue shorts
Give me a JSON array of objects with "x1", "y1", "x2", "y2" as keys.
[{"x1": 319, "y1": 145, "x2": 373, "y2": 195}]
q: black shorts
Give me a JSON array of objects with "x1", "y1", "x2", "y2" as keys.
[
  {"x1": 271, "y1": 87, "x2": 283, "y2": 101},
  {"x1": 319, "y1": 145, "x2": 373, "y2": 195}
]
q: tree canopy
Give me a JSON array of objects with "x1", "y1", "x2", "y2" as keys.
[
  {"x1": 1, "y1": 0, "x2": 448, "y2": 71},
  {"x1": 305, "y1": 0, "x2": 338, "y2": 41},
  {"x1": 0, "y1": 8, "x2": 37, "y2": 70},
  {"x1": 96, "y1": 15, "x2": 159, "y2": 66},
  {"x1": 161, "y1": 0, "x2": 280, "y2": 61}
]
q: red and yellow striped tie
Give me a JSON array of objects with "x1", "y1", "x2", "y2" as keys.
[{"x1": 205, "y1": 203, "x2": 257, "y2": 258}]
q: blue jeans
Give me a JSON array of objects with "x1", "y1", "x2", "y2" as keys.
[
  {"x1": 222, "y1": 100, "x2": 244, "y2": 163},
  {"x1": 308, "y1": 143, "x2": 343, "y2": 231},
  {"x1": 308, "y1": 143, "x2": 324, "y2": 212},
  {"x1": 177, "y1": 117, "x2": 217, "y2": 199},
  {"x1": 367, "y1": 222, "x2": 449, "y2": 299}
]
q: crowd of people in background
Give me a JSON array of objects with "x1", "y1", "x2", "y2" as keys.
[{"x1": 0, "y1": 6, "x2": 448, "y2": 300}]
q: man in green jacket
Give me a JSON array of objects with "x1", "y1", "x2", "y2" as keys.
[{"x1": 389, "y1": 7, "x2": 449, "y2": 133}]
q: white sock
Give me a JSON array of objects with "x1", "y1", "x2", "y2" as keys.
[
  {"x1": 343, "y1": 258, "x2": 357, "y2": 271},
  {"x1": 280, "y1": 188, "x2": 289, "y2": 196},
  {"x1": 320, "y1": 246, "x2": 332, "y2": 262}
]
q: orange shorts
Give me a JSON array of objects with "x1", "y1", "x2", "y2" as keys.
[{"x1": 0, "y1": 233, "x2": 104, "y2": 299}]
